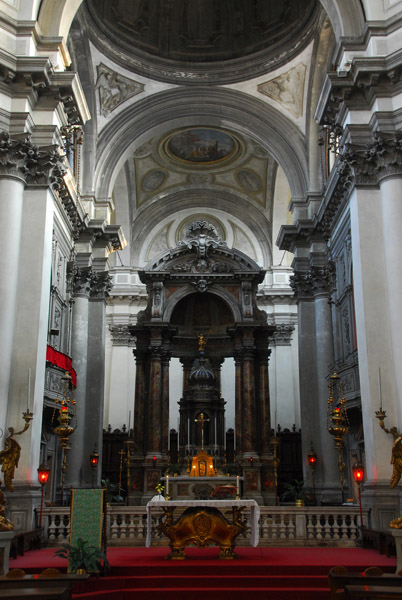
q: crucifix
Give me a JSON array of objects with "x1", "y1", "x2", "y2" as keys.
[{"x1": 194, "y1": 412, "x2": 209, "y2": 450}]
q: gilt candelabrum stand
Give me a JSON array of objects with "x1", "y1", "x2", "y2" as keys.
[
  {"x1": 327, "y1": 372, "x2": 349, "y2": 504},
  {"x1": 52, "y1": 371, "x2": 77, "y2": 505},
  {"x1": 271, "y1": 434, "x2": 280, "y2": 505}
]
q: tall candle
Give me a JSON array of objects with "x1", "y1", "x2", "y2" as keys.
[
  {"x1": 27, "y1": 368, "x2": 31, "y2": 410},
  {"x1": 166, "y1": 474, "x2": 169, "y2": 496},
  {"x1": 236, "y1": 475, "x2": 240, "y2": 495}
]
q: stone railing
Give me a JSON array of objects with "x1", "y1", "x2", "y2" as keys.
[{"x1": 42, "y1": 505, "x2": 366, "y2": 548}]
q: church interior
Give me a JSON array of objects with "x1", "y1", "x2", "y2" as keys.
[{"x1": 2, "y1": 0, "x2": 402, "y2": 565}]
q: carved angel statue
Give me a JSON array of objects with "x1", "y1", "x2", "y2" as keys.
[
  {"x1": 390, "y1": 436, "x2": 402, "y2": 489},
  {"x1": 0, "y1": 435, "x2": 21, "y2": 492},
  {"x1": 0, "y1": 488, "x2": 13, "y2": 531}
]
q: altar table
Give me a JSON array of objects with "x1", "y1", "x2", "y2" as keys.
[{"x1": 146, "y1": 499, "x2": 260, "y2": 558}]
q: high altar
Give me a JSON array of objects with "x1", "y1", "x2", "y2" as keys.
[{"x1": 127, "y1": 221, "x2": 277, "y2": 505}]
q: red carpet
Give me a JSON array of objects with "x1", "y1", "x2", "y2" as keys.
[{"x1": 9, "y1": 546, "x2": 397, "y2": 599}]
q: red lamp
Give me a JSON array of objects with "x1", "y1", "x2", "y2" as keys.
[
  {"x1": 90, "y1": 446, "x2": 99, "y2": 489},
  {"x1": 307, "y1": 442, "x2": 317, "y2": 502},
  {"x1": 153, "y1": 456, "x2": 157, "y2": 466},
  {"x1": 352, "y1": 462, "x2": 364, "y2": 483},
  {"x1": 37, "y1": 463, "x2": 50, "y2": 527},
  {"x1": 90, "y1": 448, "x2": 99, "y2": 470},
  {"x1": 352, "y1": 461, "x2": 364, "y2": 527}
]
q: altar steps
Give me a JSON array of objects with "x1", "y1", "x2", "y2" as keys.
[{"x1": 72, "y1": 570, "x2": 331, "y2": 599}]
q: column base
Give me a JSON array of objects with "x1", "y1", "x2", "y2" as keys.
[
  {"x1": 4, "y1": 481, "x2": 41, "y2": 533},
  {"x1": 361, "y1": 482, "x2": 401, "y2": 530},
  {"x1": 0, "y1": 531, "x2": 14, "y2": 575}
]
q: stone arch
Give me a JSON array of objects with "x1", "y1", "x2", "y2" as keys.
[
  {"x1": 131, "y1": 189, "x2": 272, "y2": 268},
  {"x1": 37, "y1": 0, "x2": 366, "y2": 56},
  {"x1": 94, "y1": 86, "x2": 309, "y2": 203},
  {"x1": 163, "y1": 285, "x2": 242, "y2": 324}
]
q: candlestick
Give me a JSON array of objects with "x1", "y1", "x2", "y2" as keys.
[
  {"x1": 27, "y1": 368, "x2": 31, "y2": 410},
  {"x1": 379, "y1": 367, "x2": 383, "y2": 411},
  {"x1": 236, "y1": 475, "x2": 240, "y2": 498},
  {"x1": 166, "y1": 474, "x2": 169, "y2": 498}
]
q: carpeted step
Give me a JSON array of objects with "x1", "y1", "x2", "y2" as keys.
[
  {"x1": 72, "y1": 573, "x2": 329, "y2": 593},
  {"x1": 73, "y1": 586, "x2": 331, "y2": 600}
]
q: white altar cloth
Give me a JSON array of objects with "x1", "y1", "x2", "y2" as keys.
[{"x1": 146, "y1": 499, "x2": 260, "y2": 548}]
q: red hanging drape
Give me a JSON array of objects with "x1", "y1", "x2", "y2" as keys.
[{"x1": 46, "y1": 345, "x2": 77, "y2": 387}]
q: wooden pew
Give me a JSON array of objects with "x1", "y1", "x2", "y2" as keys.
[
  {"x1": 0, "y1": 586, "x2": 71, "y2": 599},
  {"x1": 329, "y1": 566, "x2": 402, "y2": 599},
  {"x1": 0, "y1": 568, "x2": 89, "y2": 598},
  {"x1": 344, "y1": 584, "x2": 402, "y2": 598},
  {"x1": 9, "y1": 529, "x2": 42, "y2": 559}
]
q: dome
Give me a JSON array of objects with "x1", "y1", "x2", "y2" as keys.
[
  {"x1": 190, "y1": 356, "x2": 215, "y2": 384},
  {"x1": 83, "y1": 0, "x2": 319, "y2": 84}
]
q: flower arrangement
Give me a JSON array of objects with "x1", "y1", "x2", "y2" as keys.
[{"x1": 155, "y1": 483, "x2": 164, "y2": 495}]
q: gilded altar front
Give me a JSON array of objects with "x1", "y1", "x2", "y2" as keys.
[{"x1": 146, "y1": 499, "x2": 260, "y2": 559}]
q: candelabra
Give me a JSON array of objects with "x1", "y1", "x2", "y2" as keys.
[
  {"x1": 124, "y1": 438, "x2": 133, "y2": 505},
  {"x1": 270, "y1": 435, "x2": 280, "y2": 506},
  {"x1": 327, "y1": 372, "x2": 349, "y2": 503},
  {"x1": 51, "y1": 371, "x2": 77, "y2": 504}
]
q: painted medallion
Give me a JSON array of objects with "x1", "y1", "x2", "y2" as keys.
[{"x1": 166, "y1": 128, "x2": 237, "y2": 165}]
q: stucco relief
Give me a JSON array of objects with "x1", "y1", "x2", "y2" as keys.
[
  {"x1": 146, "y1": 224, "x2": 170, "y2": 261},
  {"x1": 257, "y1": 63, "x2": 306, "y2": 118},
  {"x1": 95, "y1": 63, "x2": 144, "y2": 116}
]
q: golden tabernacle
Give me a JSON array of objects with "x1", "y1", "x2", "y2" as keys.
[{"x1": 190, "y1": 449, "x2": 216, "y2": 477}]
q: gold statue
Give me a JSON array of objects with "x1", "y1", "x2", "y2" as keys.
[
  {"x1": 0, "y1": 408, "x2": 33, "y2": 531},
  {"x1": 198, "y1": 333, "x2": 206, "y2": 352},
  {"x1": 0, "y1": 488, "x2": 13, "y2": 531},
  {"x1": 391, "y1": 436, "x2": 402, "y2": 489},
  {"x1": 0, "y1": 436, "x2": 21, "y2": 492}
]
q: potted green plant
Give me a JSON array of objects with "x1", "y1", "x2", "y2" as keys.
[
  {"x1": 280, "y1": 479, "x2": 306, "y2": 506},
  {"x1": 54, "y1": 537, "x2": 109, "y2": 574}
]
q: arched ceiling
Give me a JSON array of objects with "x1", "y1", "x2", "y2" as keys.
[{"x1": 83, "y1": 0, "x2": 320, "y2": 85}]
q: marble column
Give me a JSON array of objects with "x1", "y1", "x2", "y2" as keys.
[
  {"x1": 161, "y1": 350, "x2": 170, "y2": 455},
  {"x1": 292, "y1": 277, "x2": 320, "y2": 491},
  {"x1": 242, "y1": 349, "x2": 256, "y2": 455},
  {"x1": 350, "y1": 185, "x2": 399, "y2": 527},
  {"x1": 133, "y1": 351, "x2": 147, "y2": 455},
  {"x1": 0, "y1": 133, "x2": 30, "y2": 445},
  {"x1": 7, "y1": 184, "x2": 55, "y2": 530},
  {"x1": 147, "y1": 348, "x2": 162, "y2": 456},
  {"x1": 180, "y1": 357, "x2": 193, "y2": 394},
  {"x1": 257, "y1": 350, "x2": 271, "y2": 456},
  {"x1": 312, "y1": 275, "x2": 340, "y2": 500},
  {"x1": 234, "y1": 352, "x2": 243, "y2": 453},
  {"x1": 85, "y1": 275, "x2": 109, "y2": 488},
  {"x1": 379, "y1": 175, "x2": 402, "y2": 427},
  {"x1": 66, "y1": 268, "x2": 91, "y2": 489}
]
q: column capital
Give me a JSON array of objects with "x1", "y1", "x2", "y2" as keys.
[
  {"x1": 71, "y1": 266, "x2": 112, "y2": 299},
  {"x1": 270, "y1": 323, "x2": 295, "y2": 346},
  {"x1": 109, "y1": 324, "x2": 134, "y2": 346},
  {"x1": 291, "y1": 263, "x2": 335, "y2": 300}
]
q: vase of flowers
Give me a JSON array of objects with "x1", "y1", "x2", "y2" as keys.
[{"x1": 152, "y1": 483, "x2": 165, "y2": 502}]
